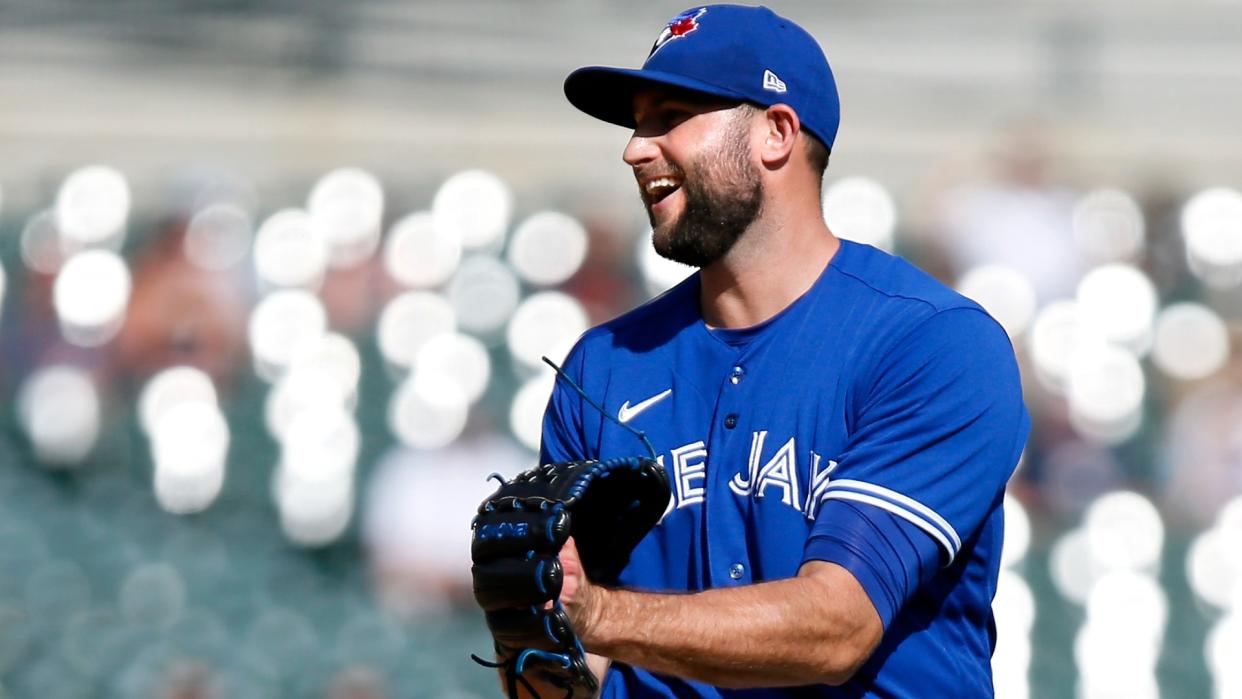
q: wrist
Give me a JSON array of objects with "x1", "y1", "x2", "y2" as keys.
[{"x1": 575, "y1": 583, "x2": 612, "y2": 650}]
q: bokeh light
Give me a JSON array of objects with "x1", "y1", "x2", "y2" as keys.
[
  {"x1": 151, "y1": 401, "x2": 229, "y2": 515},
  {"x1": 16, "y1": 365, "x2": 101, "y2": 466},
  {"x1": 265, "y1": 365, "x2": 352, "y2": 441},
  {"x1": 376, "y1": 291, "x2": 456, "y2": 373},
  {"x1": 282, "y1": 403, "x2": 360, "y2": 487},
  {"x1": 307, "y1": 167, "x2": 384, "y2": 269},
  {"x1": 1050, "y1": 528, "x2": 1102, "y2": 605},
  {"x1": 120, "y1": 563, "x2": 186, "y2": 631},
  {"x1": 1084, "y1": 491, "x2": 1163, "y2": 573},
  {"x1": 383, "y1": 211, "x2": 461, "y2": 289},
  {"x1": 432, "y1": 170, "x2": 512, "y2": 251},
  {"x1": 822, "y1": 176, "x2": 896, "y2": 252},
  {"x1": 388, "y1": 374, "x2": 469, "y2": 450},
  {"x1": 636, "y1": 232, "x2": 694, "y2": 298},
  {"x1": 277, "y1": 404, "x2": 360, "y2": 547},
  {"x1": 446, "y1": 255, "x2": 520, "y2": 336},
  {"x1": 1066, "y1": 343, "x2": 1146, "y2": 444},
  {"x1": 278, "y1": 472, "x2": 354, "y2": 548},
  {"x1": 252, "y1": 208, "x2": 329, "y2": 290},
  {"x1": 1085, "y1": 571, "x2": 1168, "y2": 642},
  {"x1": 286, "y1": 332, "x2": 362, "y2": 403},
  {"x1": 992, "y1": 570, "x2": 1033, "y2": 699},
  {"x1": 1207, "y1": 614, "x2": 1242, "y2": 692},
  {"x1": 507, "y1": 211, "x2": 589, "y2": 287},
  {"x1": 53, "y1": 249, "x2": 132, "y2": 347},
  {"x1": 184, "y1": 202, "x2": 254, "y2": 272},
  {"x1": 138, "y1": 366, "x2": 219, "y2": 436},
  {"x1": 20, "y1": 209, "x2": 70, "y2": 275},
  {"x1": 1001, "y1": 494, "x2": 1031, "y2": 568},
  {"x1": 1074, "y1": 620, "x2": 1161, "y2": 699},
  {"x1": 1072, "y1": 188, "x2": 1145, "y2": 264},
  {"x1": 995, "y1": 569, "x2": 1036, "y2": 636},
  {"x1": 1075, "y1": 263, "x2": 1156, "y2": 356},
  {"x1": 55, "y1": 165, "x2": 130, "y2": 248},
  {"x1": 1187, "y1": 528, "x2": 1240, "y2": 611},
  {"x1": 247, "y1": 289, "x2": 328, "y2": 382},
  {"x1": 1075, "y1": 570, "x2": 1165, "y2": 698},
  {"x1": 506, "y1": 291, "x2": 589, "y2": 372},
  {"x1": 509, "y1": 372, "x2": 556, "y2": 452},
  {"x1": 1181, "y1": 187, "x2": 1242, "y2": 288},
  {"x1": 414, "y1": 332, "x2": 492, "y2": 405},
  {"x1": 1029, "y1": 300, "x2": 1098, "y2": 394},
  {"x1": 1151, "y1": 302, "x2": 1230, "y2": 381},
  {"x1": 955, "y1": 265, "x2": 1038, "y2": 338}
]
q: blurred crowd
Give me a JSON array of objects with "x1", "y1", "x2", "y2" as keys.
[{"x1": 0, "y1": 120, "x2": 1239, "y2": 697}]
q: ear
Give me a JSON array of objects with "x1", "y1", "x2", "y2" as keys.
[{"x1": 757, "y1": 104, "x2": 800, "y2": 170}]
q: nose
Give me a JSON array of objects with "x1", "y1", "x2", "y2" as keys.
[{"x1": 622, "y1": 133, "x2": 658, "y2": 168}]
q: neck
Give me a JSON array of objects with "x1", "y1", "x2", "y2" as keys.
[{"x1": 698, "y1": 201, "x2": 839, "y2": 329}]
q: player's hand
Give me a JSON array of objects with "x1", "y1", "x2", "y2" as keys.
[{"x1": 550, "y1": 536, "x2": 605, "y2": 644}]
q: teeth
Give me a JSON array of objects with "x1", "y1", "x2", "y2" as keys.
[{"x1": 645, "y1": 177, "x2": 680, "y2": 195}]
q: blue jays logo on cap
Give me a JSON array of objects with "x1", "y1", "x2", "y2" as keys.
[
  {"x1": 565, "y1": 5, "x2": 841, "y2": 150},
  {"x1": 649, "y1": 7, "x2": 707, "y2": 56}
]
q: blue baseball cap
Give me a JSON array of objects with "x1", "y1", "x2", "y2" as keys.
[{"x1": 564, "y1": 4, "x2": 840, "y2": 150}]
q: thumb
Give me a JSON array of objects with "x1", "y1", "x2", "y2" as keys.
[{"x1": 560, "y1": 536, "x2": 583, "y2": 572}]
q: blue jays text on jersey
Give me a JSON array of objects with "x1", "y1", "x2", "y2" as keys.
[{"x1": 539, "y1": 240, "x2": 1030, "y2": 699}]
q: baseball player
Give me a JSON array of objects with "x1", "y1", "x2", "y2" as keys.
[{"x1": 524, "y1": 5, "x2": 1029, "y2": 697}]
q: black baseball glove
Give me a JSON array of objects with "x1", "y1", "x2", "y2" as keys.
[{"x1": 470, "y1": 457, "x2": 670, "y2": 698}]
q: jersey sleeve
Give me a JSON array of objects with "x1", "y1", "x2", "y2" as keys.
[
  {"x1": 539, "y1": 339, "x2": 593, "y2": 464},
  {"x1": 803, "y1": 499, "x2": 941, "y2": 629},
  {"x1": 811, "y1": 307, "x2": 1029, "y2": 565}
]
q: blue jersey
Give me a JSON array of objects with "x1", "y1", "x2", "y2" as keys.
[{"x1": 539, "y1": 240, "x2": 1030, "y2": 698}]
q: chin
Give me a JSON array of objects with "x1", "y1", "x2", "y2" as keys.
[{"x1": 647, "y1": 212, "x2": 672, "y2": 240}]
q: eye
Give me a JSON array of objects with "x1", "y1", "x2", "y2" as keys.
[{"x1": 662, "y1": 107, "x2": 694, "y2": 127}]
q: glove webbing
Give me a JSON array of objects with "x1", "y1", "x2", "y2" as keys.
[{"x1": 470, "y1": 598, "x2": 588, "y2": 699}]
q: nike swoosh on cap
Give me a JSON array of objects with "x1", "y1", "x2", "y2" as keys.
[{"x1": 618, "y1": 389, "x2": 673, "y2": 423}]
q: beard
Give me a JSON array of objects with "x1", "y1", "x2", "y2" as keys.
[{"x1": 648, "y1": 113, "x2": 763, "y2": 268}]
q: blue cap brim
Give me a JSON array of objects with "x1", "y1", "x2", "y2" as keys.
[{"x1": 564, "y1": 66, "x2": 754, "y2": 129}]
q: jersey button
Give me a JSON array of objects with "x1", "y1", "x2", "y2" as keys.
[
  {"x1": 729, "y1": 365, "x2": 745, "y2": 384},
  {"x1": 724, "y1": 413, "x2": 738, "y2": 429},
  {"x1": 729, "y1": 563, "x2": 745, "y2": 580}
]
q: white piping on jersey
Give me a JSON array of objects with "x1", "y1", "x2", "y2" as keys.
[
  {"x1": 820, "y1": 490, "x2": 959, "y2": 564},
  {"x1": 824, "y1": 479, "x2": 961, "y2": 553}
]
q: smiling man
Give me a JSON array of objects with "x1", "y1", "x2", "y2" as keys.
[{"x1": 494, "y1": 5, "x2": 1030, "y2": 698}]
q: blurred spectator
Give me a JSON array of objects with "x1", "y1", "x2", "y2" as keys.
[
  {"x1": 919, "y1": 120, "x2": 1085, "y2": 304},
  {"x1": 114, "y1": 218, "x2": 249, "y2": 388},
  {"x1": 320, "y1": 253, "x2": 398, "y2": 338},
  {"x1": 565, "y1": 210, "x2": 641, "y2": 324},
  {"x1": 362, "y1": 425, "x2": 529, "y2": 619},
  {"x1": 1136, "y1": 179, "x2": 1200, "y2": 303},
  {"x1": 1161, "y1": 349, "x2": 1242, "y2": 528}
]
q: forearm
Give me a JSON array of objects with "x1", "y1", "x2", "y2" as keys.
[{"x1": 578, "y1": 563, "x2": 879, "y2": 688}]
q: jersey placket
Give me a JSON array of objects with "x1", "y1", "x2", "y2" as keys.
[{"x1": 702, "y1": 346, "x2": 754, "y2": 587}]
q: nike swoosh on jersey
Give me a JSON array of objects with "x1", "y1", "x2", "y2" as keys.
[{"x1": 618, "y1": 389, "x2": 673, "y2": 423}]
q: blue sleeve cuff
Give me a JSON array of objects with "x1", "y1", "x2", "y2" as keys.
[{"x1": 803, "y1": 499, "x2": 941, "y2": 630}]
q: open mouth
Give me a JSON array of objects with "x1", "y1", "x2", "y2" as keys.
[{"x1": 643, "y1": 176, "x2": 683, "y2": 206}]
